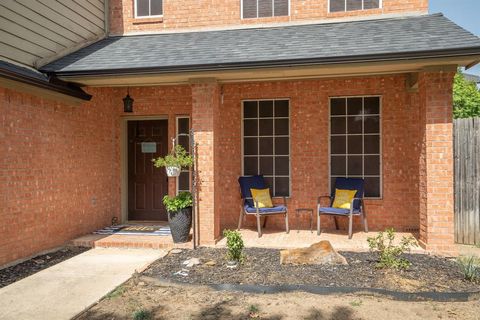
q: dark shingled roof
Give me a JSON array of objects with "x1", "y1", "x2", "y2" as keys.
[{"x1": 42, "y1": 13, "x2": 480, "y2": 76}]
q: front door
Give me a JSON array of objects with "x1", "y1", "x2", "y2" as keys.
[{"x1": 128, "y1": 120, "x2": 168, "y2": 221}]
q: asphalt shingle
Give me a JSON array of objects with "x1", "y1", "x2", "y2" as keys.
[{"x1": 41, "y1": 14, "x2": 480, "y2": 75}]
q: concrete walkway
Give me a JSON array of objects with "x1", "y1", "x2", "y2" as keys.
[{"x1": 0, "y1": 248, "x2": 166, "y2": 320}]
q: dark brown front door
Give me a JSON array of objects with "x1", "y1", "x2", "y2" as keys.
[{"x1": 128, "y1": 120, "x2": 168, "y2": 221}]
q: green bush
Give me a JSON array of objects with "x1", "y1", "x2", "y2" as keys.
[
  {"x1": 153, "y1": 144, "x2": 193, "y2": 169},
  {"x1": 223, "y1": 229, "x2": 245, "y2": 262},
  {"x1": 132, "y1": 309, "x2": 152, "y2": 320},
  {"x1": 457, "y1": 256, "x2": 480, "y2": 282},
  {"x1": 367, "y1": 228, "x2": 417, "y2": 270},
  {"x1": 162, "y1": 192, "x2": 193, "y2": 212}
]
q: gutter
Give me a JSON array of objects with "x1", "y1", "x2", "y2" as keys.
[
  {"x1": 0, "y1": 64, "x2": 92, "y2": 101},
  {"x1": 43, "y1": 47, "x2": 480, "y2": 78}
]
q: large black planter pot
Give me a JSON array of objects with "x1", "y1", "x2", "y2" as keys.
[{"x1": 167, "y1": 207, "x2": 192, "y2": 243}]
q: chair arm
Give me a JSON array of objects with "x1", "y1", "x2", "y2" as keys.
[
  {"x1": 317, "y1": 195, "x2": 332, "y2": 206},
  {"x1": 349, "y1": 197, "x2": 364, "y2": 213}
]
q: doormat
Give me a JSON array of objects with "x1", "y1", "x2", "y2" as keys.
[{"x1": 94, "y1": 225, "x2": 171, "y2": 236}]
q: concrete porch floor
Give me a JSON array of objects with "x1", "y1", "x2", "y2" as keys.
[{"x1": 216, "y1": 229, "x2": 426, "y2": 253}]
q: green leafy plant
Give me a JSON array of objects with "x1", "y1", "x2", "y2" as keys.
[
  {"x1": 132, "y1": 309, "x2": 152, "y2": 320},
  {"x1": 457, "y1": 256, "x2": 480, "y2": 282},
  {"x1": 106, "y1": 285, "x2": 125, "y2": 299},
  {"x1": 223, "y1": 229, "x2": 245, "y2": 262},
  {"x1": 453, "y1": 70, "x2": 480, "y2": 119},
  {"x1": 162, "y1": 192, "x2": 193, "y2": 212},
  {"x1": 248, "y1": 304, "x2": 260, "y2": 318},
  {"x1": 367, "y1": 228, "x2": 417, "y2": 270},
  {"x1": 153, "y1": 144, "x2": 193, "y2": 169}
]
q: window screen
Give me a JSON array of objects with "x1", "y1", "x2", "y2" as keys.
[
  {"x1": 136, "y1": 0, "x2": 163, "y2": 17},
  {"x1": 242, "y1": 0, "x2": 289, "y2": 18},
  {"x1": 329, "y1": 0, "x2": 380, "y2": 12}
]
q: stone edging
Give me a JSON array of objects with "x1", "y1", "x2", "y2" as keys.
[{"x1": 143, "y1": 276, "x2": 480, "y2": 302}]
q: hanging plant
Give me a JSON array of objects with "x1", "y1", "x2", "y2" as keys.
[{"x1": 153, "y1": 143, "x2": 193, "y2": 177}]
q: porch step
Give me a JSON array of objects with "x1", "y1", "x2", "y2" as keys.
[{"x1": 70, "y1": 234, "x2": 192, "y2": 250}]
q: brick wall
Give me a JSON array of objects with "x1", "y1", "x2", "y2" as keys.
[
  {"x1": 0, "y1": 85, "x2": 192, "y2": 267},
  {"x1": 216, "y1": 75, "x2": 423, "y2": 235},
  {"x1": 109, "y1": 0, "x2": 428, "y2": 35},
  {"x1": 417, "y1": 71, "x2": 456, "y2": 255}
]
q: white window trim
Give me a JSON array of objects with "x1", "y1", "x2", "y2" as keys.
[
  {"x1": 240, "y1": 0, "x2": 290, "y2": 19},
  {"x1": 176, "y1": 116, "x2": 191, "y2": 195},
  {"x1": 327, "y1": 0, "x2": 383, "y2": 13},
  {"x1": 134, "y1": 0, "x2": 164, "y2": 19},
  {"x1": 328, "y1": 95, "x2": 383, "y2": 200},
  {"x1": 241, "y1": 99, "x2": 291, "y2": 197}
]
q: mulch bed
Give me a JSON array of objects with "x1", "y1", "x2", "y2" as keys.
[
  {"x1": 0, "y1": 246, "x2": 89, "y2": 288},
  {"x1": 144, "y1": 247, "x2": 480, "y2": 293}
]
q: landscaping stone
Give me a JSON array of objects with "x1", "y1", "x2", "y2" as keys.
[
  {"x1": 205, "y1": 260, "x2": 216, "y2": 266},
  {"x1": 170, "y1": 249, "x2": 183, "y2": 254},
  {"x1": 183, "y1": 258, "x2": 200, "y2": 268},
  {"x1": 279, "y1": 241, "x2": 348, "y2": 265}
]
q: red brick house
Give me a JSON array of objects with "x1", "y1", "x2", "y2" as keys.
[{"x1": 1, "y1": 0, "x2": 480, "y2": 266}]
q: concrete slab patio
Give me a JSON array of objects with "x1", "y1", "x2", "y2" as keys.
[{"x1": 0, "y1": 248, "x2": 166, "y2": 320}]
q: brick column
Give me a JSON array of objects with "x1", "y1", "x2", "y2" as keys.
[
  {"x1": 418, "y1": 71, "x2": 456, "y2": 255},
  {"x1": 190, "y1": 80, "x2": 221, "y2": 244}
]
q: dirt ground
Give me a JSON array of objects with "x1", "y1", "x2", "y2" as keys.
[{"x1": 77, "y1": 279, "x2": 480, "y2": 320}]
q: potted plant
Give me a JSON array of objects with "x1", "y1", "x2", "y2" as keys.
[
  {"x1": 163, "y1": 192, "x2": 193, "y2": 243},
  {"x1": 153, "y1": 144, "x2": 193, "y2": 177}
]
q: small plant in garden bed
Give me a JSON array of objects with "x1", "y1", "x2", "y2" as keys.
[
  {"x1": 132, "y1": 308, "x2": 152, "y2": 320},
  {"x1": 367, "y1": 228, "x2": 417, "y2": 270},
  {"x1": 223, "y1": 229, "x2": 245, "y2": 263},
  {"x1": 457, "y1": 256, "x2": 480, "y2": 283}
]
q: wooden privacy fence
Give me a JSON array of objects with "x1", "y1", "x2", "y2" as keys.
[{"x1": 454, "y1": 117, "x2": 480, "y2": 245}]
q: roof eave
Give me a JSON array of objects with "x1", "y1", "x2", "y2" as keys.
[{"x1": 44, "y1": 47, "x2": 480, "y2": 78}]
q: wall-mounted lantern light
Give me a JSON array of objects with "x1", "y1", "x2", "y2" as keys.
[{"x1": 123, "y1": 88, "x2": 134, "y2": 113}]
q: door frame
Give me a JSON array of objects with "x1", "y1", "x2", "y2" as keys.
[{"x1": 121, "y1": 115, "x2": 169, "y2": 223}]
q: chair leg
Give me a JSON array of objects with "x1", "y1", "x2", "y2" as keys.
[
  {"x1": 256, "y1": 214, "x2": 262, "y2": 237},
  {"x1": 238, "y1": 209, "x2": 244, "y2": 230},
  {"x1": 348, "y1": 213, "x2": 353, "y2": 239},
  {"x1": 362, "y1": 208, "x2": 368, "y2": 233},
  {"x1": 263, "y1": 216, "x2": 268, "y2": 228},
  {"x1": 317, "y1": 213, "x2": 321, "y2": 236},
  {"x1": 334, "y1": 217, "x2": 339, "y2": 230},
  {"x1": 285, "y1": 212, "x2": 289, "y2": 234}
]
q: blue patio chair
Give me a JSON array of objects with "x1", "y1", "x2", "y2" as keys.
[
  {"x1": 317, "y1": 178, "x2": 368, "y2": 239},
  {"x1": 238, "y1": 175, "x2": 289, "y2": 237}
]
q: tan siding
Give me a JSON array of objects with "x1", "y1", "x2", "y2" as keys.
[{"x1": 0, "y1": 0, "x2": 106, "y2": 68}]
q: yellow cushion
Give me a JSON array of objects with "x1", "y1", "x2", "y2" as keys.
[
  {"x1": 332, "y1": 189, "x2": 357, "y2": 209},
  {"x1": 250, "y1": 188, "x2": 274, "y2": 208}
]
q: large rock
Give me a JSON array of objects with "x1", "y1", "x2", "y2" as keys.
[{"x1": 280, "y1": 241, "x2": 348, "y2": 265}]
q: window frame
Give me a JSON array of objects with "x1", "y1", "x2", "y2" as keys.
[
  {"x1": 327, "y1": 0, "x2": 382, "y2": 13},
  {"x1": 134, "y1": 0, "x2": 163, "y2": 19},
  {"x1": 328, "y1": 95, "x2": 383, "y2": 199},
  {"x1": 241, "y1": 98, "x2": 291, "y2": 197},
  {"x1": 176, "y1": 116, "x2": 191, "y2": 195},
  {"x1": 240, "y1": 0, "x2": 291, "y2": 19}
]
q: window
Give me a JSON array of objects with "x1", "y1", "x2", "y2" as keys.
[
  {"x1": 176, "y1": 116, "x2": 190, "y2": 194},
  {"x1": 329, "y1": 0, "x2": 381, "y2": 12},
  {"x1": 242, "y1": 0, "x2": 289, "y2": 19},
  {"x1": 242, "y1": 99, "x2": 290, "y2": 197},
  {"x1": 330, "y1": 96, "x2": 381, "y2": 198},
  {"x1": 135, "y1": 0, "x2": 163, "y2": 18}
]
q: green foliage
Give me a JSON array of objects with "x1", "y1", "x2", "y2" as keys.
[
  {"x1": 153, "y1": 144, "x2": 193, "y2": 169},
  {"x1": 162, "y1": 192, "x2": 193, "y2": 212},
  {"x1": 367, "y1": 228, "x2": 417, "y2": 270},
  {"x1": 223, "y1": 229, "x2": 245, "y2": 262},
  {"x1": 453, "y1": 71, "x2": 480, "y2": 119},
  {"x1": 457, "y1": 256, "x2": 480, "y2": 282},
  {"x1": 132, "y1": 309, "x2": 152, "y2": 320},
  {"x1": 349, "y1": 300, "x2": 363, "y2": 307},
  {"x1": 106, "y1": 285, "x2": 125, "y2": 299},
  {"x1": 248, "y1": 304, "x2": 260, "y2": 318}
]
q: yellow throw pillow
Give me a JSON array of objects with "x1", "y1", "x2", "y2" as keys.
[
  {"x1": 250, "y1": 188, "x2": 274, "y2": 208},
  {"x1": 332, "y1": 189, "x2": 357, "y2": 209}
]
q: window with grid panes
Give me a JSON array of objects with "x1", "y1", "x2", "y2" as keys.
[
  {"x1": 329, "y1": 0, "x2": 380, "y2": 12},
  {"x1": 243, "y1": 100, "x2": 290, "y2": 197},
  {"x1": 330, "y1": 96, "x2": 381, "y2": 198},
  {"x1": 176, "y1": 117, "x2": 190, "y2": 194},
  {"x1": 135, "y1": 0, "x2": 163, "y2": 17},
  {"x1": 242, "y1": 0, "x2": 289, "y2": 18}
]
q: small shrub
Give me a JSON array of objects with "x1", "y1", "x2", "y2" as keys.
[
  {"x1": 106, "y1": 285, "x2": 125, "y2": 299},
  {"x1": 223, "y1": 229, "x2": 245, "y2": 262},
  {"x1": 350, "y1": 300, "x2": 363, "y2": 307},
  {"x1": 457, "y1": 256, "x2": 480, "y2": 282},
  {"x1": 367, "y1": 228, "x2": 417, "y2": 270},
  {"x1": 248, "y1": 305, "x2": 260, "y2": 318},
  {"x1": 133, "y1": 309, "x2": 152, "y2": 320}
]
